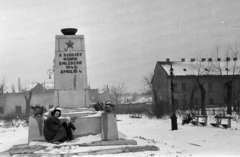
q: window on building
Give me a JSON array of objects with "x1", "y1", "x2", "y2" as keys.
[
  {"x1": 209, "y1": 98, "x2": 214, "y2": 105},
  {"x1": 194, "y1": 84, "x2": 198, "y2": 92},
  {"x1": 182, "y1": 83, "x2": 186, "y2": 91},
  {"x1": 208, "y1": 83, "x2": 213, "y2": 91},
  {"x1": 174, "y1": 99, "x2": 178, "y2": 107},
  {"x1": 194, "y1": 98, "x2": 199, "y2": 106},
  {"x1": 181, "y1": 99, "x2": 187, "y2": 110},
  {"x1": 173, "y1": 83, "x2": 177, "y2": 92},
  {"x1": 182, "y1": 99, "x2": 187, "y2": 106},
  {"x1": 0, "y1": 107, "x2": 3, "y2": 114},
  {"x1": 16, "y1": 106, "x2": 22, "y2": 114},
  {"x1": 224, "y1": 98, "x2": 227, "y2": 104}
]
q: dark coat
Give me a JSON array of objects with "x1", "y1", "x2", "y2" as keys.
[
  {"x1": 62, "y1": 122, "x2": 76, "y2": 141},
  {"x1": 43, "y1": 115, "x2": 68, "y2": 142}
]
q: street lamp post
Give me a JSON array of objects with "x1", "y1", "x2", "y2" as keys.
[{"x1": 170, "y1": 64, "x2": 178, "y2": 130}]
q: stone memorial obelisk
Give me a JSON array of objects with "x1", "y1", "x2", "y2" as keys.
[
  {"x1": 28, "y1": 28, "x2": 136, "y2": 145},
  {"x1": 54, "y1": 28, "x2": 89, "y2": 108}
]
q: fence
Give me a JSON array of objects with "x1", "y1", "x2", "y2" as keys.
[{"x1": 114, "y1": 103, "x2": 152, "y2": 115}]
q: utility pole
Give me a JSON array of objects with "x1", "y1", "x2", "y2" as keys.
[{"x1": 170, "y1": 64, "x2": 178, "y2": 130}]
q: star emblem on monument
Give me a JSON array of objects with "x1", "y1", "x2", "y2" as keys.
[{"x1": 65, "y1": 40, "x2": 74, "y2": 49}]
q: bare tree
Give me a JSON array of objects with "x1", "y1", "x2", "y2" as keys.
[
  {"x1": 189, "y1": 55, "x2": 214, "y2": 115},
  {"x1": 222, "y1": 42, "x2": 240, "y2": 114},
  {"x1": 142, "y1": 72, "x2": 153, "y2": 97},
  {"x1": 209, "y1": 42, "x2": 240, "y2": 114},
  {"x1": 189, "y1": 84, "x2": 197, "y2": 112},
  {"x1": 101, "y1": 85, "x2": 109, "y2": 92},
  {"x1": 196, "y1": 78, "x2": 206, "y2": 115},
  {"x1": 0, "y1": 76, "x2": 8, "y2": 94},
  {"x1": 11, "y1": 83, "x2": 16, "y2": 93},
  {"x1": 18, "y1": 77, "x2": 21, "y2": 93},
  {"x1": 110, "y1": 83, "x2": 126, "y2": 104}
]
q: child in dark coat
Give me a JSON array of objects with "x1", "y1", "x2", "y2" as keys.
[{"x1": 62, "y1": 117, "x2": 77, "y2": 141}]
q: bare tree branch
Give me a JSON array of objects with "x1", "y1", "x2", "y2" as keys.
[
  {"x1": 11, "y1": 84, "x2": 16, "y2": 93},
  {"x1": 0, "y1": 76, "x2": 7, "y2": 93},
  {"x1": 110, "y1": 83, "x2": 127, "y2": 104},
  {"x1": 141, "y1": 72, "x2": 153, "y2": 96}
]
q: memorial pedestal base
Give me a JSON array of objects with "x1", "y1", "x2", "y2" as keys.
[{"x1": 101, "y1": 113, "x2": 119, "y2": 141}]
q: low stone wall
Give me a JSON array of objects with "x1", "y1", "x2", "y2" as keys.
[
  {"x1": 28, "y1": 116, "x2": 45, "y2": 143},
  {"x1": 73, "y1": 116, "x2": 101, "y2": 137},
  {"x1": 101, "y1": 113, "x2": 118, "y2": 141}
]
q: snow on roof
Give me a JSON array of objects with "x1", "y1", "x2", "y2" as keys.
[
  {"x1": 133, "y1": 97, "x2": 152, "y2": 103},
  {"x1": 160, "y1": 60, "x2": 240, "y2": 76}
]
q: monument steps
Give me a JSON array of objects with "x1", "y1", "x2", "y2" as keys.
[{"x1": 9, "y1": 142, "x2": 159, "y2": 156}]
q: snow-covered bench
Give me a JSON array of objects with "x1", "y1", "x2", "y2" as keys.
[
  {"x1": 210, "y1": 115, "x2": 233, "y2": 128},
  {"x1": 191, "y1": 115, "x2": 208, "y2": 126}
]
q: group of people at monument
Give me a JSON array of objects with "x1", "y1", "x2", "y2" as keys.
[{"x1": 43, "y1": 108, "x2": 76, "y2": 144}]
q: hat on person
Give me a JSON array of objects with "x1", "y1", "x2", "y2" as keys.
[{"x1": 66, "y1": 117, "x2": 71, "y2": 121}]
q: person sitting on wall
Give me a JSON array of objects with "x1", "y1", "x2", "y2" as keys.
[
  {"x1": 43, "y1": 109, "x2": 68, "y2": 144},
  {"x1": 62, "y1": 117, "x2": 77, "y2": 141}
]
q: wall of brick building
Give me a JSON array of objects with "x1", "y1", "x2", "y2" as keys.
[
  {"x1": 169, "y1": 75, "x2": 240, "y2": 110},
  {"x1": 152, "y1": 63, "x2": 169, "y2": 105},
  {"x1": 152, "y1": 62, "x2": 240, "y2": 111}
]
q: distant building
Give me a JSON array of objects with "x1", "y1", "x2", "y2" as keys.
[
  {"x1": 89, "y1": 87, "x2": 120, "y2": 105},
  {"x1": 0, "y1": 83, "x2": 119, "y2": 116},
  {"x1": 88, "y1": 88, "x2": 99, "y2": 105},
  {"x1": 152, "y1": 58, "x2": 240, "y2": 111},
  {"x1": 0, "y1": 83, "x2": 54, "y2": 117},
  {"x1": 132, "y1": 96, "x2": 152, "y2": 104}
]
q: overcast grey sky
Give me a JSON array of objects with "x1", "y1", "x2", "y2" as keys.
[{"x1": 1, "y1": 0, "x2": 240, "y2": 92}]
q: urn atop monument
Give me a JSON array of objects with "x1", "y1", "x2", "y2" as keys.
[{"x1": 61, "y1": 28, "x2": 78, "y2": 35}]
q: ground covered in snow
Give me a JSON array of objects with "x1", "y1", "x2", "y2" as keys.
[{"x1": 1, "y1": 114, "x2": 240, "y2": 157}]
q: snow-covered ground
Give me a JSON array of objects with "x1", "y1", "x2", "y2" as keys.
[
  {"x1": 0, "y1": 123, "x2": 28, "y2": 153},
  {"x1": 1, "y1": 115, "x2": 240, "y2": 157}
]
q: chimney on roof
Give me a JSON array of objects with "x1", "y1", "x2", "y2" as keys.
[
  {"x1": 202, "y1": 58, "x2": 206, "y2": 62},
  {"x1": 233, "y1": 57, "x2": 237, "y2": 61},
  {"x1": 191, "y1": 58, "x2": 195, "y2": 62},
  {"x1": 181, "y1": 58, "x2": 185, "y2": 62},
  {"x1": 217, "y1": 58, "x2": 221, "y2": 61},
  {"x1": 226, "y1": 57, "x2": 230, "y2": 61},
  {"x1": 208, "y1": 58, "x2": 212, "y2": 62},
  {"x1": 166, "y1": 58, "x2": 170, "y2": 62}
]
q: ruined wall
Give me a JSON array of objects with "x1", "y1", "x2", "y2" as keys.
[{"x1": 0, "y1": 92, "x2": 54, "y2": 116}]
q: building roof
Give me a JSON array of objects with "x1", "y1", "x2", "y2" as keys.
[
  {"x1": 30, "y1": 83, "x2": 48, "y2": 93},
  {"x1": 158, "y1": 59, "x2": 240, "y2": 76}
]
